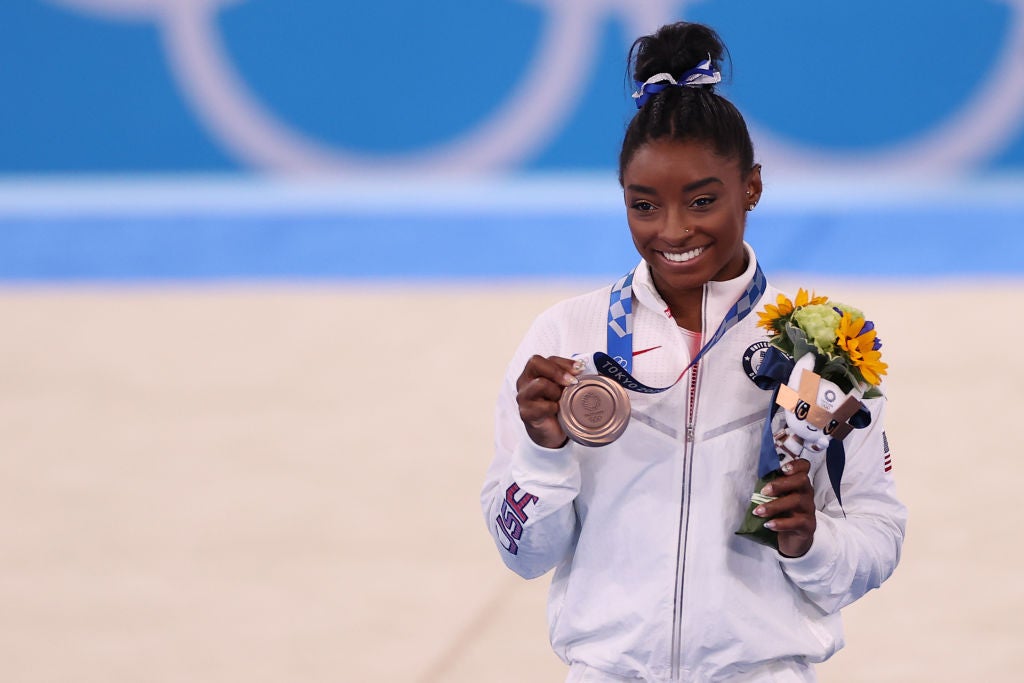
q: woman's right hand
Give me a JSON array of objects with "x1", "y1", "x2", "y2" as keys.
[{"x1": 515, "y1": 355, "x2": 585, "y2": 449}]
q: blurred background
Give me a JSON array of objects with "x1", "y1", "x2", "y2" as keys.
[{"x1": 1, "y1": 1, "x2": 1023, "y2": 681}]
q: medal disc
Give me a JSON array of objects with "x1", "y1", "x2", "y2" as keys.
[{"x1": 558, "y1": 374, "x2": 631, "y2": 447}]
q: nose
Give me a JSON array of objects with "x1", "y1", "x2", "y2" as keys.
[{"x1": 661, "y1": 207, "x2": 691, "y2": 243}]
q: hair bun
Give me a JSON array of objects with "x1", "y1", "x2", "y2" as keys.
[
  {"x1": 630, "y1": 22, "x2": 727, "y2": 90},
  {"x1": 619, "y1": 22, "x2": 753, "y2": 186}
]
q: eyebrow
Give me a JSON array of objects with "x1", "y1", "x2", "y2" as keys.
[
  {"x1": 682, "y1": 176, "x2": 723, "y2": 192},
  {"x1": 626, "y1": 176, "x2": 724, "y2": 195}
]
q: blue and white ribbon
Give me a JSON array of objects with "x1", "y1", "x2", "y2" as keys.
[
  {"x1": 602, "y1": 262, "x2": 767, "y2": 389},
  {"x1": 606, "y1": 271, "x2": 634, "y2": 370},
  {"x1": 632, "y1": 57, "x2": 722, "y2": 109}
]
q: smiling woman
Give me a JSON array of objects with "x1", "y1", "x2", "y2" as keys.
[
  {"x1": 480, "y1": 21, "x2": 907, "y2": 683},
  {"x1": 623, "y1": 140, "x2": 760, "y2": 331}
]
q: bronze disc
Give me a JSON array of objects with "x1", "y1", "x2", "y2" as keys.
[{"x1": 558, "y1": 374, "x2": 631, "y2": 447}]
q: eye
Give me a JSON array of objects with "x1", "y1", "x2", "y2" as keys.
[
  {"x1": 823, "y1": 419, "x2": 839, "y2": 436},
  {"x1": 630, "y1": 199, "x2": 657, "y2": 213},
  {"x1": 691, "y1": 195, "x2": 716, "y2": 208},
  {"x1": 794, "y1": 400, "x2": 810, "y2": 420}
]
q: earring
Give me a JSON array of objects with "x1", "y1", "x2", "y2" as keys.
[{"x1": 747, "y1": 203, "x2": 756, "y2": 211}]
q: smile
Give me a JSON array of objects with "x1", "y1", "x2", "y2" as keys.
[{"x1": 660, "y1": 247, "x2": 705, "y2": 263}]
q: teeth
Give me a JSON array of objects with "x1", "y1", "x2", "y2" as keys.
[{"x1": 662, "y1": 247, "x2": 705, "y2": 263}]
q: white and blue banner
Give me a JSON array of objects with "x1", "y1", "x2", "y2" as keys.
[{"x1": 1, "y1": 0, "x2": 1023, "y2": 279}]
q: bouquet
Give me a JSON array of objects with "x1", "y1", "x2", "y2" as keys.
[{"x1": 735, "y1": 289, "x2": 887, "y2": 548}]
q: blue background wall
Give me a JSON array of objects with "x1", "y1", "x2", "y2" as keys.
[{"x1": 2, "y1": 0, "x2": 1022, "y2": 279}]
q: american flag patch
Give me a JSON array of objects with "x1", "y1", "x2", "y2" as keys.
[{"x1": 882, "y1": 431, "x2": 893, "y2": 473}]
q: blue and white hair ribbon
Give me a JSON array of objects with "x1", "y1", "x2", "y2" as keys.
[{"x1": 632, "y1": 57, "x2": 722, "y2": 109}]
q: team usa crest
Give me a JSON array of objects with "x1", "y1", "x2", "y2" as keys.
[{"x1": 742, "y1": 340, "x2": 772, "y2": 383}]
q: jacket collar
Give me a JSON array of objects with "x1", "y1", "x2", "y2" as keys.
[{"x1": 631, "y1": 242, "x2": 760, "y2": 331}]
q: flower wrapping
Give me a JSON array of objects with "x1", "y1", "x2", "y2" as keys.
[{"x1": 736, "y1": 289, "x2": 887, "y2": 549}]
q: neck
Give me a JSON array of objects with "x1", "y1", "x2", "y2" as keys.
[{"x1": 656, "y1": 280, "x2": 704, "y2": 332}]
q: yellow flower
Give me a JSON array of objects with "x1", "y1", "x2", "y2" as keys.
[
  {"x1": 836, "y1": 312, "x2": 888, "y2": 386},
  {"x1": 757, "y1": 293, "x2": 794, "y2": 332},
  {"x1": 858, "y1": 354, "x2": 887, "y2": 386},
  {"x1": 836, "y1": 310, "x2": 864, "y2": 346},
  {"x1": 756, "y1": 289, "x2": 829, "y2": 333},
  {"x1": 794, "y1": 288, "x2": 829, "y2": 308}
]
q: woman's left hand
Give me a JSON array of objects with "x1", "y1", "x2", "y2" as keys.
[{"x1": 753, "y1": 458, "x2": 817, "y2": 558}]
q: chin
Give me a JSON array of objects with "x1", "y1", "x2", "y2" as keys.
[{"x1": 652, "y1": 268, "x2": 713, "y2": 294}]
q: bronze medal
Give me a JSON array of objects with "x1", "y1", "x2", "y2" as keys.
[{"x1": 558, "y1": 374, "x2": 631, "y2": 447}]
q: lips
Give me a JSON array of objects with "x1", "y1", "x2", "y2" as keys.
[{"x1": 660, "y1": 246, "x2": 706, "y2": 263}]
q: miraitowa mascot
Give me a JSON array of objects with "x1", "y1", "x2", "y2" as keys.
[
  {"x1": 736, "y1": 291, "x2": 886, "y2": 548},
  {"x1": 773, "y1": 353, "x2": 866, "y2": 462}
]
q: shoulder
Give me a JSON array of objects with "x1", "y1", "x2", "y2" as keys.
[
  {"x1": 528, "y1": 283, "x2": 612, "y2": 335},
  {"x1": 509, "y1": 283, "x2": 612, "y2": 366},
  {"x1": 762, "y1": 278, "x2": 788, "y2": 302}
]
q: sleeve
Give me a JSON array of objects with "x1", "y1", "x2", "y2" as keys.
[
  {"x1": 479, "y1": 315, "x2": 584, "y2": 580},
  {"x1": 777, "y1": 394, "x2": 908, "y2": 614}
]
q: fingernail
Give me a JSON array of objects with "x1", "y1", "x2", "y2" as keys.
[
  {"x1": 563, "y1": 373, "x2": 579, "y2": 386},
  {"x1": 572, "y1": 359, "x2": 586, "y2": 373},
  {"x1": 753, "y1": 506, "x2": 766, "y2": 517},
  {"x1": 760, "y1": 484, "x2": 773, "y2": 497},
  {"x1": 764, "y1": 520, "x2": 777, "y2": 530},
  {"x1": 781, "y1": 462, "x2": 793, "y2": 474}
]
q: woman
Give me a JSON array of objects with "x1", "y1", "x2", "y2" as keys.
[{"x1": 481, "y1": 21, "x2": 906, "y2": 682}]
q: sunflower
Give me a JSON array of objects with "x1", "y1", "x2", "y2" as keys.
[
  {"x1": 836, "y1": 312, "x2": 888, "y2": 386},
  {"x1": 756, "y1": 288, "x2": 828, "y2": 334},
  {"x1": 756, "y1": 293, "x2": 793, "y2": 332},
  {"x1": 795, "y1": 288, "x2": 829, "y2": 308}
]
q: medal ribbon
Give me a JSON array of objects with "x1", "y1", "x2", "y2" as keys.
[{"x1": 600, "y1": 262, "x2": 767, "y2": 393}]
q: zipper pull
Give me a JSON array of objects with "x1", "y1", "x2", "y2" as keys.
[{"x1": 686, "y1": 426, "x2": 695, "y2": 442}]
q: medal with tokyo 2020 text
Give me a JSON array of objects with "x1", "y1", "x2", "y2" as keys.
[{"x1": 558, "y1": 263, "x2": 767, "y2": 447}]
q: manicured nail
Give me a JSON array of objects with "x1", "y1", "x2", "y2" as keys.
[
  {"x1": 781, "y1": 462, "x2": 793, "y2": 474},
  {"x1": 764, "y1": 520, "x2": 777, "y2": 530},
  {"x1": 572, "y1": 359, "x2": 586, "y2": 373},
  {"x1": 563, "y1": 373, "x2": 579, "y2": 386},
  {"x1": 753, "y1": 506, "x2": 766, "y2": 517},
  {"x1": 760, "y1": 484, "x2": 774, "y2": 497}
]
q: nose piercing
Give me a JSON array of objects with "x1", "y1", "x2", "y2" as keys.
[{"x1": 684, "y1": 227, "x2": 691, "y2": 233}]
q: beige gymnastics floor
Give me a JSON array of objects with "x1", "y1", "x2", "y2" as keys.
[{"x1": 1, "y1": 280, "x2": 1022, "y2": 682}]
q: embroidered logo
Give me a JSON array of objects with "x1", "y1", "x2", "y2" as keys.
[
  {"x1": 742, "y1": 340, "x2": 772, "y2": 383},
  {"x1": 495, "y1": 482, "x2": 539, "y2": 555}
]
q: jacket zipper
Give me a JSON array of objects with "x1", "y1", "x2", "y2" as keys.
[{"x1": 670, "y1": 288, "x2": 707, "y2": 680}]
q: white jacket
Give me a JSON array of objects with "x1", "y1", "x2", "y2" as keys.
[{"x1": 481, "y1": 246, "x2": 907, "y2": 682}]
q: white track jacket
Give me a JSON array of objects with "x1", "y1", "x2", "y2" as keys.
[{"x1": 481, "y1": 247, "x2": 907, "y2": 682}]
